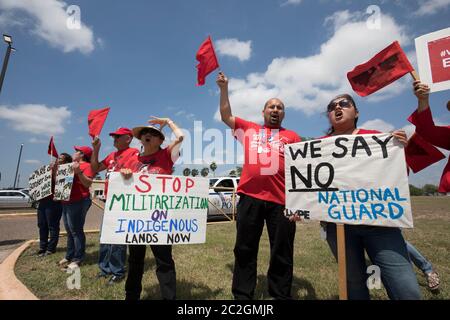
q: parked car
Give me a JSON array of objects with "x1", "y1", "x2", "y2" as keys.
[
  {"x1": 0, "y1": 189, "x2": 37, "y2": 209},
  {"x1": 208, "y1": 177, "x2": 240, "y2": 221}
]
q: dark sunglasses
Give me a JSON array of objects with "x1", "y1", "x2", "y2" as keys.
[
  {"x1": 140, "y1": 129, "x2": 160, "y2": 137},
  {"x1": 327, "y1": 99, "x2": 352, "y2": 112}
]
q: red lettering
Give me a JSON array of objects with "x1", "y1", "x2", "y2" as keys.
[
  {"x1": 185, "y1": 178, "x2": 195, "y2": 193},
  {"x1": 157, "y1": 176, "x2": 172, "y2": 193},
  {"x1": 173, "y1": 177, "x2": 181, "y2": 192},
  {"x1": 135, "y1": 175, "x2": 151, "y2": 193}
]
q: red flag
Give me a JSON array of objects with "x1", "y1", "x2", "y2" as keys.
[
  {"x1": 48, "y1": 136, "x2": 58, "y2": 158},
  {"x1": 88, "y1": 107, "x2": 110, "y2": 138},
  {"x1": 347, "y1": 41, "x2": 414, "y2": 97},
  {"x1": 196, "y1": 36, "x2": 219, "y2": 86},
  {"x1": 405, "y1": 133, "x2": 446, "y2": 173}
]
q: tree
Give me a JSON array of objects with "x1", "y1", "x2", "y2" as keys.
[
  {"x1": 229, "y1": 169, "x2": 236, "y2": 177},
  {"x1": 236, "y1": 166, "x2": 242, "y2": 177},
  {"x1": 210, "y1": 162, "x2": 217, "y2": 177},
  {"x1": 423, "y1": 184, "x2": 438, "y2": 196},
  {"x1": 191, "y1": 169, "x2": 199, "y2": 177},
  {"x1": 201, "y1": 167, "x2": 209, "y2": 177},
  {"x1": 183, "y1": 168, "x2": 191, "y2": 176},
  {"x1": 409, "y1": 184, "x2": 423, "y2": 196}
]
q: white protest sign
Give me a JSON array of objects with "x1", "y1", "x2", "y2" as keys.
[
  {"x1": 28, "y1": 165, "x2": 53, "y2": 201},
  {"x1": 53, "y1": 163, "x2": 74, "y2": 201},
  {"x1": 415, "y1": 27, "x2": 450, "y2": 92},
  {"x1": 100, "y1": 173, "x2": 209, "y2": 245},
  {"x1": 285, "y1": 133, "x2": 413, "y2": 228}
]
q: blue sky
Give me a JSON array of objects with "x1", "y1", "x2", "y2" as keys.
[{"x1": 0, "y1": 0, "x2": 449, "y2": 188}]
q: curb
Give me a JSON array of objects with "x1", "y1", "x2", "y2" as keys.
[
  {"x1": 0, "y1": 230, "x2": 100, "y2": 300},
  {"x1": 0, "y1": 212, "x2": 37, "y2": 218},
  {"x1": 0, "y1": 240, "x2": 39, "y2": 300}
]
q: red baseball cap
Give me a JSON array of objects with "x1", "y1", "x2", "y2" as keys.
[
  {"x1": 109, "y1": 127, "x2": 133, "y2": 137},
  {"x1": 74, "y1": 146, "x2": 93, "y2": 159}
]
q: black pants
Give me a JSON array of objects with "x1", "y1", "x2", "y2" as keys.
[
  {"x1": 232, "y1": 194, "x2": 296, "y2": 300},
  {"x1": 125, "y1": 245, "x2": 176, "y2": 300},
  {"x1": 37, "y1": 198, "x2": 62, "y2": 253}
]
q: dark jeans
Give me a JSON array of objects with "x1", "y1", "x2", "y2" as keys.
[
  {"x1": 98, "y1": 244, "x2": 127, "y2": 277},
  {"x1": 232, "y1": 194, "x2": 296, "y2": 300},
  {"x1": 125, "y1": 245, "x2": 176, "y2": 300},
  {"x1": 325, "y1": 223, "x2": 422, "y2": 300},
  {"x1": 62, "y1": 198, "x2": 92, "y2": 263},
  {"x1": 37, "y1": 198, "x2": 62, "y2": 253}
]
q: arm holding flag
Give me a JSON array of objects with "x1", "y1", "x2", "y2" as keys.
[
  {"x1": 91, "y1": 137, "x2": 107, "y2": 173},
  {"x1": 216, "y1": 71, "x2": 235, "y2": 129}
]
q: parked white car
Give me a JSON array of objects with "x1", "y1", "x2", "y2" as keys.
[
  {"x1": 208, "y1": 177, "x2": 240, "y2": 220},
  {"x1": 0, "y1": 189, "x2": 37, "y2": 209}
]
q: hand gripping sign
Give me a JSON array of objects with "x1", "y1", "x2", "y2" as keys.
[
  {"x1": 100, "y1": 173, "x2": 209, "y2": 245},
  {"x1": 285, "y1": 133, "x2": 413, "y2": 228}
]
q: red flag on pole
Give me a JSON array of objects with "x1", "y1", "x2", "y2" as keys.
[
  {"x1": 48, "y1": 136, "x2": 58, "y2": 158},
  {"x1": 347, "y1": 41, "x2": 414, "y2": 97},
  {"x1": 88, "y1": 107, "x2": 110, "y2": 139},
  {"x1": 196, "y1": 36, "x2": 219, "y2": 86},
  {"x1": 405, "y1": 133, "x2": 446, "y2": 173}
]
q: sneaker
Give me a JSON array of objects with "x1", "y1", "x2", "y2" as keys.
[
  {"x1": 36, "y1": 249, "x2": 46, "y2": 257},
  {"x1": 57, "y1": 258, "x2": 70, "y2": 267},
  {"x1": 67, "y1": 261, "x2": 80, "y2": 270},
  {"x1": 96, "y1": 272, "x2": 108, "y2": 280},
  {"x1": 426, "y1": 271, "x2": 440, "y2": 291},
  {"x1": 107, "y1": 275, "x2": 125, "y2": 285},
  {"x1": 44, "y1": 251, "x2": 55, "y2": 256}
]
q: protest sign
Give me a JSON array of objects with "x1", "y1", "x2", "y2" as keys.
[
  {"x1": 100, "y1": 173, "x2": 209, "y2": 245},
  {"x1": 415, "y1": 27, "x2": 450, "y2": 92},
  {"x1": 53, "y1": 163, "x2": 74, "y2": 201},
  {"x1": 285, "y1": 133, "x2": 413, "y2": 228},
  {"x1": 28, "y1": 165, "x2": 52, "y2": 201}
]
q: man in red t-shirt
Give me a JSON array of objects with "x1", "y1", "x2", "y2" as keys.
[
  {"x1": 91, "y1": 127, "x2": 139, "y2": 284},
  {"x1": 217, "y1": 72, "x2": 302, "y2": 300}
]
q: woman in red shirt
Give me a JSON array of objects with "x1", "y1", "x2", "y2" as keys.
[
  {"x1": 318, "y1": 94, "x2": 421, "y2": 300},
  {"x1": 122, "y1": 117, "x2": 184, "y2": 300}
]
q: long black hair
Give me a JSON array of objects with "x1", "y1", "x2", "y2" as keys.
[
  {"x1": 59, "y1": 153, "x2": 72, "y2": 164},
  {"x1": 326, "y1": 93, "x2": 359, "y2": 135}
]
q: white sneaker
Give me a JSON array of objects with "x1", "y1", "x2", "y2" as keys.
[
  {"x1": 67, "y1": 262, "x2": 80, "y2": 270},
  {"x1": 58, "y1": 258, "x2": 70, "y2": 267}
]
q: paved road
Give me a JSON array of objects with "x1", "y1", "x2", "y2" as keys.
[{"x1": 0, "y1": 202, "x2": 105, "y2": 263}]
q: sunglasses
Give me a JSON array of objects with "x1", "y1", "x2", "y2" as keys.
[
  {"x1": 140, "y1": 129, "x2": 160, "y2": 137},
  {"x1": 327, "y1": 99, "x2": 352, "y2": 112}
]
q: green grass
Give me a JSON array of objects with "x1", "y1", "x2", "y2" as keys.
[{"x1": 15, "y1": 196, "x2": 450, "y2": 300}]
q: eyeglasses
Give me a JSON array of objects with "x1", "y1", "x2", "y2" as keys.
[{"x1": 327, "y1": 99, "x2": 352, "y2": 112}]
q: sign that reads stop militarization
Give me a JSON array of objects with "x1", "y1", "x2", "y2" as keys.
[
  {"x1": 285, "y1": 133, "x2": 413, "y2": 228},
  {"x1": 100, "y1": 173, "x2": 209, "y2": 245}
]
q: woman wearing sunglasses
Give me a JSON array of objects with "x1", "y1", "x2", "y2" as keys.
[
  {"x1": 319, "y1": 94, "x2": 421, "y2": 300},
  {"x1": 120, "y1": 116, "x2": 184, "y2": 300}
]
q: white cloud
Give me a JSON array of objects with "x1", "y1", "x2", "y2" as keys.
[
  {"x1": 0, "y1": 104, "x2": 71, "y2": 136},
  {"x1": 0, "y1": 0, "x2": 95, "y2": 54},
  {"x1": 360, "y1": 119, "x2": 395, "y2": 132},
  {"x1": 281, "y1": 0, "x2": 303, "y2": 6},
  {"x1": 29, "y1": 137, "x2": 48, "y2": 144},
  {"x1": 215, "y1": 38, "x2": 252, "y2": 62},
  {"x1": 24, "y1": 159, "x2": 42, "y2": 165},
  {"x1": 415, "y1": 0, "x2": 450, "y2": 16},
  {"x1": 215, "y1": 11, "x2": 410, "y2": 123}
]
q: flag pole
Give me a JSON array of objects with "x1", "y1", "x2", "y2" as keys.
[
  {"x1": 337, "y1": 223, "x2": 348, "y2": 300},
  {"x1": 410, "y1": 70, "x2": 419, "y2": 81}
]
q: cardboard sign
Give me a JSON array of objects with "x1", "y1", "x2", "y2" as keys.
[
  {"x1": 100, "y1": 173, "x2": 209, "y2": 245},
  {"x1": 415, "y1": 27, "x2": 450, "y2": 92},
  {"x1": 53, "y1": 163, "x2": 74, "y2": 201},
  {"x1": 285, "y1": 133, "x2": 413, "y2": 228},
  {"x1": 28, "y1": 165, "x2": 52, "y2": 201}
]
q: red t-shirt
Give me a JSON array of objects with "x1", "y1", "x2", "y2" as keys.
[
  {"x1": 233, "y1": 117, "x2": 302, "y2": 205},
  {"x1": 64, "y1": 162, "x2": 95, "y2": 203},
  {"x1": 408, "y1": 108, "x2": 450, "y2": 193},
  {"x1": 101, "y1": 147, "x2": 140, "y2": 195},
  {"x1": 133, "y1": 148, "x2": 174, "y2": 175}
]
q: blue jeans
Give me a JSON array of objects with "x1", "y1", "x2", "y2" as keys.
[
  {"x1": 62, "y1": 198, "x2": 91, "y2": 263},
  {"x1": 37, "y1": 198, "x2": 62, "y2": 253},
  {"x1": 98, "y1": 244, "x2": 127, "y2": 277},
  {"x1": 325, "y1": 223, "x2": 422, "y2": 300},
  {"x1": 406, "y1": 240, "x2": 433, "y2": 274}
]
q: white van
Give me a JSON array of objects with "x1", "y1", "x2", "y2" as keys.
[{"x1": 208, "y1": 177, "x2": 240, "y2": 220}]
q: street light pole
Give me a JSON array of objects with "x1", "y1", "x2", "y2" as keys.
[
  {"x1": 0, "y1": 34, "x2": 14, "y2": 95},
  {"x1": 13, "y1": 144, "x2": 24, "y2": 189}
]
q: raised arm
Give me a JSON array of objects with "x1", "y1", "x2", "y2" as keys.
[
  {"x1": 413, "y1": 80, "x2": 430, "y2": 114},
  {"x1": 91, "y1": 136, "x2": 107, "y2": 173},
  {"x1": 216, "y1": 72, "x2": 235, "y2": 129},
  {"x1": 148, "y1": 117, "x2": 184, "y2": 161}
]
